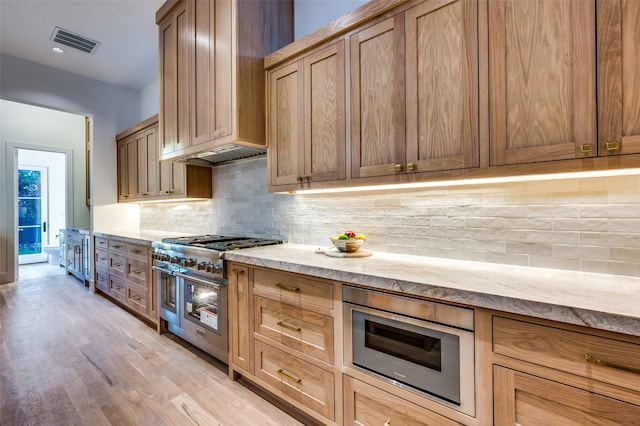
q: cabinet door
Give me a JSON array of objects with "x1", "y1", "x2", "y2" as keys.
[
  {"x1": 159, "y1": 160, "x2": 186, "y2": 196},
  {"x1": 229, "y1": 265, "x2": 252, "y2": 373},
  {"x1": 597, "y1": 0, "x2": 640, "y2": 156},
  {"x1": 494, "y1": 366, "x2": 640, "y2": 425},
  {"x1": 304, "y1": 41, "x2": 346, "y2": 182},
  {"x1": 191, "y1": 0, "x2": 233, "y2": 145},
  {"x1": 489, "y1": 0, "x2": 596, "y2": 165},
  {"x1": 405, "y1": 0, "x2": 479, "y2": 173},
  {"x1": 269, "y1": 61, "x2": 305, "y2": 186},
  {"x1": 136, "y1": 126, "x2": 159, "y2": 198},
  {"x1": 159, "y1": 1, "x2": 190, "y2": 156},
  {"x1": 351, "y1": 15, "x2": 405, "y2": 178},
  {"x1": 117, "y1": 136, "x2": 137, "y2": 201}
]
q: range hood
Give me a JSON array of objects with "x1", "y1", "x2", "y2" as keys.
[{"x1": 172, "y1": 143, "x2": 266, "y2": 166}]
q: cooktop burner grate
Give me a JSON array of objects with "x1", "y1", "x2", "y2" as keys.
[{"x1": 161, "y1": 235, "x2": 284, "y2": 251}]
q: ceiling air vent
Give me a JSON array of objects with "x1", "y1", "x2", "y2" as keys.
[{"x1": 50, "y1": 27, "x2": 100, "y2": 54}]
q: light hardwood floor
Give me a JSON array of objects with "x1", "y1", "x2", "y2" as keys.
[{"x1": 1, "y1": 265, "x2": 313, "y2": 425}]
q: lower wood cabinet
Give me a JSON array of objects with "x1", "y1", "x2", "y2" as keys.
[
  {"x1": 490, "y1": 313, "x2": 640, "y2": 426},
  {"x1": 93, "y1": 234, "x2": 156, "y2": 326},
  {"x1": 343, "y1": 375, "x2": 462, "y2": 426}
]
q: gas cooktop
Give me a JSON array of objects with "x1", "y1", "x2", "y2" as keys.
[{"x1": 160, "y1": 234, "x2": 284, "y2": 251}]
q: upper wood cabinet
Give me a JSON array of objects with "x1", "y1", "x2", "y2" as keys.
[
  {"x1": 351, "y1": 15, "x2": 406, "y2": 179},
  {"x1": 488, "y1": 0, "x2": 597, "y2": 165},
  {"x1": 157, "y1": 0, "x2": 293, "y2": 161},
  {"x1": 268, "y1": 41, "x2": 346, "y2": 188},
  {"x1": 597, "y1": 0, "x2": 640, "y2": 157}
]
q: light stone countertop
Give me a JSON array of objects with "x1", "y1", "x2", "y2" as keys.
[
  {"x1": 92, "y1": 230, "x2": 194, "y2": 246},
  {"x1": 222, "y1": 243, "x2": 640, "y2": 337}
]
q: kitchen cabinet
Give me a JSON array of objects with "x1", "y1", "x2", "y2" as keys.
[
  {"x1": 116, "y1": 116, "x2": 213, "y2": 202},
  {"x1": 94, "y1": 234, "x2": 156, "y2": 326},
  {"x1": 488, "y1": 0, "x2": 596, "y2": 165},
  {"x1": 157, "y1": 0, "x2": 293, "y2": 162},
  {"x1": 65, "y1": 228, "x2": 90, "y2": 285},
  {"x1": 344, "y1": 375, "x2": 462, "y2": 426},
  {"x1": 268, "y1": 41, "x2": 346, "y2": 188},
  {"x1": 228, "y1": 263, "x2": 341, "y2": 424},
  {"x1": 597, "y1": 0, "x2": 640, "y2": 156},
  {"x1": 117, "y1": 118, "x2": 159, "y2": 202},
  {"x1": 491, "y1": 313, "x2": 640, "y2": 425}
]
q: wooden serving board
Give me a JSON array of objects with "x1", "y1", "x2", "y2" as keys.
[{"x1": 315, "y1": 247, "x2": 373, "y2": 258}]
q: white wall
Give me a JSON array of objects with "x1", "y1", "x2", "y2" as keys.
[
  {"x1": 140, "y1": 78, "x2": 159, "y2": 120},
  {"x1": 294, "y1": 0, "x2": 368, "y2": 39}
]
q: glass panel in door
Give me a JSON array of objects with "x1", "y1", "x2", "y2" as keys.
[
  {"x1": 18, "y1": 167, "x2": 48, "y2": 264},
  {"x1": 184, "y1": 279, "x2": 221, "y2": 334}
]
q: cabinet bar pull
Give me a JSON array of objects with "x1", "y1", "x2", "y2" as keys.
[
  {"x1": 131, "y1": 270, "x2": 142, "y2": 275},
  {"x1": 275, "y1": 283, "x2": 299, "y2": 293},
  {"x1": 580, "y1": 144, "x2": 592, "y2": 153},
  {"x1": 277, "y1": 321, "x2": 301, "y2": 332},
  {"x1": 231, "y1": 268, "x2": 245, "y2": 274},
  {"x1": 277, "y1": 369, "x2": 301, "y2": 384},
  {"x1": 132, "y1": 295, "x2": 142, "y2": 301},
  {"x1": 584, "y1": 354, "x2": 640, "y2": 375},
  {"x1": 394, "y1": 164, "x2": 403, "y2": 172},
  {"x1": 407, "y1": 162, "x2": 415, "y2": 171},
  {"x1": 606, "y1": 141, "x2": 620, "y2": 151}
]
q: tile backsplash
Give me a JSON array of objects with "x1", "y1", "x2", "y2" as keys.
[{"x1": 140, "y1": 157, "x2": 640, "y2": 277}]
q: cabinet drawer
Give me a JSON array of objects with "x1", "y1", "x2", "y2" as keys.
[
  {"x1": 94, "y1": 237, "x2": 109, "y2": 250},
  {"x1": 108, "y1": 239, "x2": 126, "y2": 254},
  {"x1": 126, "y1": 283, "x2": 148, "y2": 316},
  {"x1": 109, "y1": 253, "x2": 126, "y2": 276},
  {"x1": 109, "y1": 275, "x2": 126, "y2": 302},
  {"x1": 126, "y1": 258, "x2": 148, "y2": 286},
  {"x1": 253, "y1": 269, "x2": 333, "y2": 309},
  {"x1": 127, "y1": 243, "x2": 148, "y2": 260},
  {"x1": 95, "y1": 268, "x2": 109, "y2": 293},
  {"x1": 95, "y1": 248, "x2": 109, "y2": 270},
  {"x1": 493, "y1": 316, "x2": 640, "y2": 392},
  {"x1": 254, "y1": 340, "x2": 335, "y2": 421},
  {"x1": 255, "y1": 296, "x2": 334, "y2": 364},
  {"x1": 344, "y1": 375, "x2": 461, "y2": 426}
]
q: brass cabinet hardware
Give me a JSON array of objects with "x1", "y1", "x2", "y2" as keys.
[
  {"x1": 132, "y1": 295, "x2": 142, "y2": 301},
  {"x1": 132, "y1": 249, "x2": 142, "y2": 254},
  {"x1": 113, "y1": 263, "x2": 122, "y2": 267},
  {"x1": 296, "y1": 176, "x2": 303, "y2": 182},
  {"x1": 394, "y1": 164, "x2": 403, "y2": 172},
  {"x1": 231, "y1": 268, "x2": 245, "y2": 274},
  {"x1": 277, "y1": 369, "x2": 302, "y2": 384},
  {"x1": 585, "y1": 353, "x2": 640, "y2": 375},
  {"x1": 407, "y1": 162, "x2": 416, "y2": 171},
  {"x1": 131, "y1": 270, "x2": 142, "y2": 275},
  {"x1": 275, "y1": 283, "x2": 300, "y2": 293},
  {"x1": 384, "y1": 419, "x2": 391, "y2": 426},
  {"x1": 276, "y1": 321, "x2": 301, "y2": 332},
  {"x1": 165, "y1": 189, "x2": 175, "y2": 194},
  {"x1": 606, "y1": 141, "x2": 620, "y2": 151},
  {"x1": 580, "y1": 144, "x2": 592, "y2": 153},
  {"x1": 113, "y1": 244, "x2": 122, "y2": 248}
]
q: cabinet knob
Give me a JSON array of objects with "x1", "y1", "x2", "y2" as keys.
[
  {"x1": 606, "y1": 141, "x2": 620, "y2": 151},
  {"x1": 407, "y1": 162, "x2": 416, "y2": 171},
  {"x1": 395, "y1": 164, "x2": 403, "y2": 172}
]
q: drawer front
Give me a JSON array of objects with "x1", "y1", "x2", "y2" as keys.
[
  {"x1": 126, "y1": 283, "x2": 148, "y2": 317},
  {"x1": 94, "y1": 237, "x2": 109, "y2": 251},
  {"x1": 126, "y1": 258, "x2": 148, "y2": 287},
  {"x1": 493, "y1": 316, "x2": 640, "y2": 392},
  {"x1": 126, "y1": 243, "x2": 148, "y2": 260},
  {"x1": 109, "y1": 253, "x2": 125, "y2": 276},
  {"x1": 95, "y1": 248, "x2": 109, "y2": 270},
  {"x1": 255, "y1": 340, "x2": 335, "y2": 421},
  {"x1": 108, "y1": 239, "x2": 126, "y2": 254},
  {"x1": 253, "y1": 269, "x2": 333, "y2": 309},
  {"x1": 109, "y1": 275, "x2": 126, "y2": 301},
  {"x1": 95, "y1": 268, "x2": 109, "y2": 293},
  {"x1": 344, "y1": 375, "x2": 461, "y2": 426},
  {"x1": 255, "y1": 296, "x2": 334, "y2": 364}
]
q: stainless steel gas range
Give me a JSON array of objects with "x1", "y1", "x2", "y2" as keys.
[{"x1": 152, "y1": 235, "x2": 283, "y2": 363}]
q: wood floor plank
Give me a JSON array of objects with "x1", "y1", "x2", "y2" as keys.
[{"x1": 1, "y1": 265, "x2": 306, "y2": 425}]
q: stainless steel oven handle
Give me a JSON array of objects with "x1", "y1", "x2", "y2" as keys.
[
  {"x1": 173, "y1": 270, "x2": 225, "y2": 289},
  {"x1": 152, "y1": 265, "x2": 174, "y2": 274}
]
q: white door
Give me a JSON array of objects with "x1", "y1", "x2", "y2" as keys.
[{"x1": 18, "y1": 166, "x2": 49, "y2": 264}]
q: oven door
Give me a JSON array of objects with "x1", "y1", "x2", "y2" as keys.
[
  {"x1": 344, "y1": 303, "x2": 475, "y2": 417},
  {"x1": 176, "y1": 272, "x2": 228, "y2": 363},
  {"x1": 153, "y1": 265, "x2": 180, "y2": 326}
]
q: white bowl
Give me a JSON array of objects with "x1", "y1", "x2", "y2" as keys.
[{"x1": 330, "y1": 238, "x2": 364, "y2": 253}]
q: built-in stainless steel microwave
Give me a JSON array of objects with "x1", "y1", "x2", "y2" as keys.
[{"x1": 343, "y1": 285, "x2": 476, "y2": 417}]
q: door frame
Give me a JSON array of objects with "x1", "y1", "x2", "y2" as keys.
[{"x1": 5, "y1": 142, "x2": 73, "y2": 282}]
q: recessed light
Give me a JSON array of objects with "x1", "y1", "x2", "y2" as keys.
[{"x1": 52, "y1": 46, "x2": 64, "y2": 53}]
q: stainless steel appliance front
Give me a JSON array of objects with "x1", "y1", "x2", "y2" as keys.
[{"x1": 343, "y1": 286, "x2": 475, "y2": 417}]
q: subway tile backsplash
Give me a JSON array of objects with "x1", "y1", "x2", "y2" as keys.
[{"x1": 140, "y1": 157, "x2": 640, "y2": 277}]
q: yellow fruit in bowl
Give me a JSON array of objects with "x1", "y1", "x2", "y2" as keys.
[{"x1": 357, "y1": 234, "x2": 366, "y2": 240}]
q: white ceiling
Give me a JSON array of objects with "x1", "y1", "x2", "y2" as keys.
[{"x1": 0, "y1": 0, "x2": 165, "y2": 91}]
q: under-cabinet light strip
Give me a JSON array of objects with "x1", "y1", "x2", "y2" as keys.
[{"x1": 292, "y1": 168, "x2": 640, "y2": 195}]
